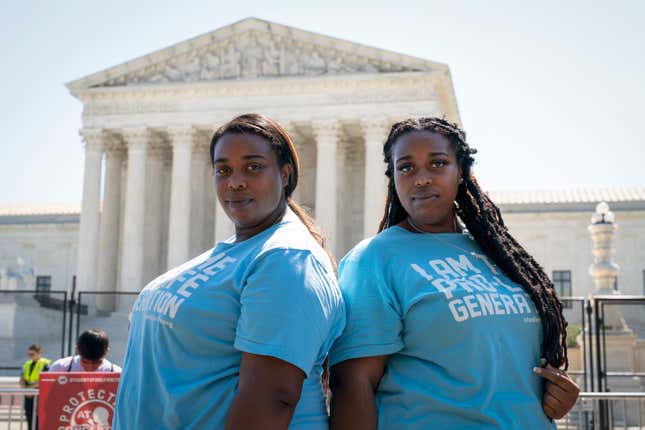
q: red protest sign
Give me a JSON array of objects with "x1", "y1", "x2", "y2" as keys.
[{"x1": 38, "y1": 372, "x2": 120, "y2": 430}]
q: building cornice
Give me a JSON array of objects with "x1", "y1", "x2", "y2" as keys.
[
  {"x1": 498, "y1": 201, "x2": 645, "y2": 214},
  {"x1": 74, "y1": 71, "x2": 443, "y2": 102},
  {"x1": 0, "y1": 214, "x2": 80, "y2": 225}
]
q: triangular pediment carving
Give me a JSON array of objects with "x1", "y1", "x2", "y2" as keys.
[{"x1": 67, "y1": 18, "x2": 446, "y2": 90}]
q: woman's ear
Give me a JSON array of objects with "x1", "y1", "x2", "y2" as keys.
[{"x1": 281, "y1": 164, "x2": 293, "y2": 188}]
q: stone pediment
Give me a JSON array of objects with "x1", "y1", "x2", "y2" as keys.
[{"x1": 67, "y1": 18, "x2": 447, "y2": 91}]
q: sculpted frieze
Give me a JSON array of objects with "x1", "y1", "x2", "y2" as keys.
[{"x1": 99, "y1": 30, "x2": 418, "y2": 87}]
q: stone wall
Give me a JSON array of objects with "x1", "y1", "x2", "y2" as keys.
[
  {"x1": 0, "y1": 219, "x2": 78, "y2": 293},
  {"x1": 502, "y1": 209, "x2": 645, "y2": 297}
]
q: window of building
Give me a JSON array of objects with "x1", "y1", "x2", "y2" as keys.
[
  {"x1": 35, "y1": 276, "x2": 51, "y2": 294},
  {"x1": 552, "y1": 270, "x2": 572, "y2": 309}
]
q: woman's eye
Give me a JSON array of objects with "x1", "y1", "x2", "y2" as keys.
[
  {"x1": 431, "y1": 160, "x2": 447, "y2": 168},
  {"x1": 247, "y1": 163, "x2": 263, "y2": 172},
  {"x1": 214, "y1": 166, "x2": 229, "y2": 176},
  {"x1": 397, "y1": 164, "x2": 412, "y2": 173}
]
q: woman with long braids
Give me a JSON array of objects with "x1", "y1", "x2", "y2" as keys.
[
  {"x1": 115, "y1": 114, "x2": 345, "y2": 429},
  {"x1": 329, "y1": 117, "x2": 579, "y2": 429}
]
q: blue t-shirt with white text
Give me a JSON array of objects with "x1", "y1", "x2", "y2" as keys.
[
  {"x1": 114, "y1": 209, "x2": 345, "y2": 430},
  {"x1": 330, "y1": 226, "x2": 554, "y2": 429}
]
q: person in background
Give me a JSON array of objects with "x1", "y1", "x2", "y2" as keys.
[
  {"x1": 49, "y1": 329, "x2": 122, "y2": 372},
  {"x1": 19, "y1": 344, "x2": 50, "y2": 430}
]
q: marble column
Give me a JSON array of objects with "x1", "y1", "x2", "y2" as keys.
[
  {"x1": 119, "y1": 127, "x2": 149, "y2": 293},
  {"x1": 190, "y1": 138, "x2": 211, "y2": 256},
  {"x1": 313, "y1": 120, "x2": 340, "y2": 254},
  {"x1": 158, "y1": 153, "x2": 172, "y2": 272},
  {"x1": 96, "y1": 138, "x2": 124, "y2": 311},
  {"x1": 76, "y1": 129, "x2": 104, "y2": 294},
  {"x1": 143, "y1": 140, "x2": 167, "y2": 283},
  {"x1": 362, "y1": 119, "x2": 390, "y2": 237},
  {"x1": 166, "y1": 126, "x2": 194, "y2": 269}
]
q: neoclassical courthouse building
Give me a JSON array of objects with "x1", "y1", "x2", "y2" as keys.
[{"x1": 2, "y1": 18, "x2": 645, "y2": 306}]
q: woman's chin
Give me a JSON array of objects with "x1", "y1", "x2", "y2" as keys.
[{"x1": 224, "y1": 204, "x2": 256, "y2": 223}]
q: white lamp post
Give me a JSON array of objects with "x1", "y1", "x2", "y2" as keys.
[{"x1": 588, "y1": 201, "x2": 620, "y2": 295}]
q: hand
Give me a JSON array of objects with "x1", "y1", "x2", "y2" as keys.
[{"x1": 533, "y1": 363, "x2": 580, "y2": 420}]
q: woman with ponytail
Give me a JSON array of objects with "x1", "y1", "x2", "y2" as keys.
[
  {"x1": 115, "y1": 113, "x2": 345, "y2": 430},
  {"x1": 329, "y1": 117, "x2": 578, "y2": 429}
]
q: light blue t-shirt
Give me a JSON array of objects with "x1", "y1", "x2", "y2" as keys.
[
  {"x1": 114, "y1": 209, "x2": 345, "y2": 430},
  {"x1": 330, "y1": 226, "x2": 555, "y2": 430}
]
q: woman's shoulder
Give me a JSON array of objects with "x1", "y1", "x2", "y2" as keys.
[
  {"x1": 341, "y1": 226, "x2": 407, "y2": 266},
  {"x1": 257, "y1": 213, "x2": 332, "y2": 267},
  {"x1": 245, "y1": 220, "x2": 343, "y2": 313}
]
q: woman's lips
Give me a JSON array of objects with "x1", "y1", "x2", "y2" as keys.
[
  {"x1": 225, "y1": 198, "x2": 253, "y2": 208},
  {"x1": 411, "y1": 194, "x2": 439, "y2": 201}
]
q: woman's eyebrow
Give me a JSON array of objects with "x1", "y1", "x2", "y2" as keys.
[
  {"x1": 395, "y1": 152, "x2": 448, "y2": 163},
  {"x1": 213, "y1": 154, "x2": 266, "y2": 163}
]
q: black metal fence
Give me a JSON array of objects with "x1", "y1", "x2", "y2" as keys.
[
  {"x1": 561, "y1": 297, "x2": 589, "y2": 391},
  {"x1": 589, "y1": 295, "x2": 645, "y2": 428},
  {"x1": 0, "y1": 289, "x2": 67, "y2": 377},
  {"x1": 1, "y1": 290, "x2": 643, "y2": 424},
  {"x1": 0, "y1": 289, "x2": 139, "y2": 373}
]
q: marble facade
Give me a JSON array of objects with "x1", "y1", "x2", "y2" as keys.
[{"x1": 65, "y1": 17, "x2": 460, "y2": 295}]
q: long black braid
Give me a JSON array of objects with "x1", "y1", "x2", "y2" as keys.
[{"x1": 378, "y1": 117, "x2": 568, "y2": 369}]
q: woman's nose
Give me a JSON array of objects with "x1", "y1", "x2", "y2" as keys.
[
  {"x1": 226, "y1": 172, "x2": 247, "y2": 190},
  {"x1": 414, "y1": 173, "x2": 432, "y2": 187}
]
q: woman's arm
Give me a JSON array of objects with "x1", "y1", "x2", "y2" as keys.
[
  {"x1": 534, "y1": 364, "x2": 580, "y2": 419},
  {"x1": 225, "y1": 352, "x2": 305, "y2": 430},
  {"x1": 330, "y1": 356, "x2": 389, "y2": 430}
]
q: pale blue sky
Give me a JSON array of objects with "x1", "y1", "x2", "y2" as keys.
[{"x1": 1, "y1": 0, "x2": 643, "y2": 205}]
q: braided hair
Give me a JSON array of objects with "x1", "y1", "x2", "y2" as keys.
[{"x1": 378, "y1": 117, "x2": 568, "y2": 369}]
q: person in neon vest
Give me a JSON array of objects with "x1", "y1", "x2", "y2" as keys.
[{"x1": 19, "y1": 344, "x2": 50, "y2": 430}]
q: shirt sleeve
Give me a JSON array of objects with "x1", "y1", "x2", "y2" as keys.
[
  {"x1": 329, "y1": 245, "x2": 403, "y2": 366},
  {"x1": 234, "y1": 248, "x2": 336, "y2": 375}
]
